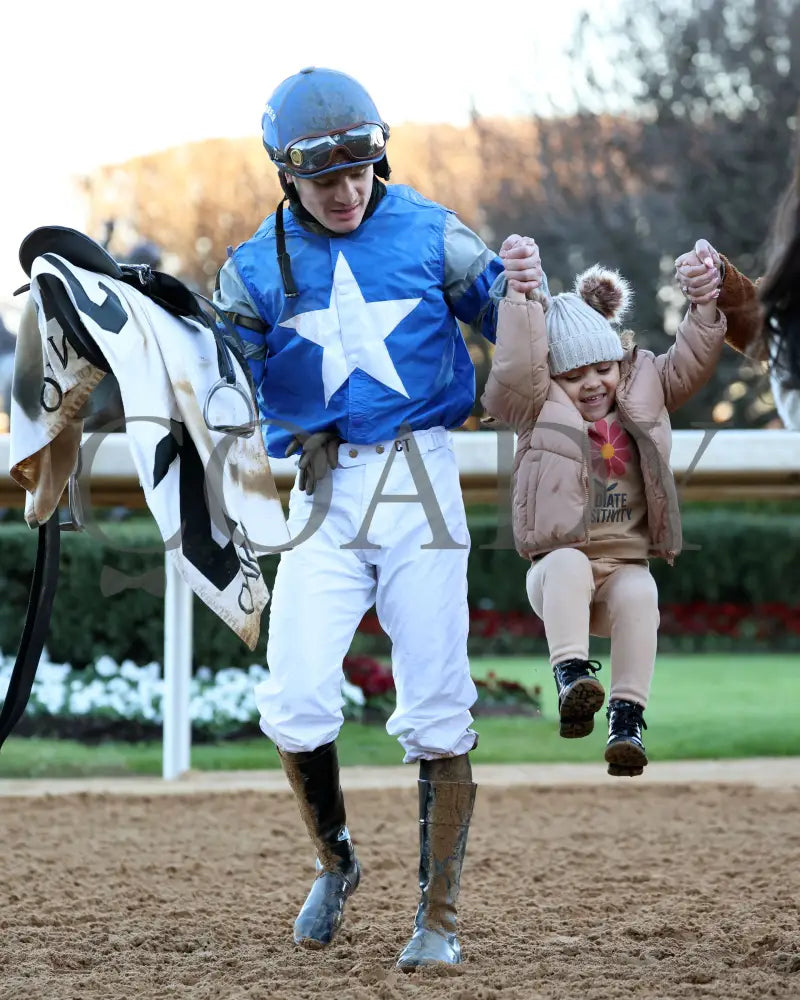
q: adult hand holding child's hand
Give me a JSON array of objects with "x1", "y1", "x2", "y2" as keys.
[
  {"x1": 674, "y1": 238, "x2": 723, "y2": 306},
  {"x1": 500, "y1": 235, "x2": 542, "y2": 296}
]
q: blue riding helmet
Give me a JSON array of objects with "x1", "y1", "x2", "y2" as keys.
[{"x1": 262, "y1": 67, "x2": 391, "y2": 179}]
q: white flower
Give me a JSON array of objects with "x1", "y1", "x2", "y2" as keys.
[
  {"x1": 120, "y1": 660, "x2": 143, "y2": 683},
  {"x1": 137, "y1": 679, "x2": 163, "y2": 722},
  {"x1": 38, "y1": 662, "x2": 71, "y2": 683},
  {"x1": 142, "y1": 661, "x2": 161, "y2": 681},
  {"x1": 68, "y1": 688, "x2": 92, "y2": 716},
  {"x1": 9, "y1": 655, "x2": 278, "y2": 735},
  {"x1": 32, "y1": 679, "x2": 65, "y2": 715},
  {"x1": 94, "y1": 655, "x2": 119, "y2": 678}
]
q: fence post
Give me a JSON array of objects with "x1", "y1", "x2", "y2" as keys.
[{"x1": 163, "y1": 554, "x2": 193, "y2": 780}]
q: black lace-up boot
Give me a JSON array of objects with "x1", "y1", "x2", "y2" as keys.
[
  {"x1": 396, "y1": 754, "x2": 477, "y2": 971},
  {"x1": 552, "y1": 658, "x2": 605, "y2": 738},
  {"x1": 605, "y1": 699, "x2": 648, "y2": 777},
  {"x1": 279, "y1": 742, "x2": 361, "y2": 947}
]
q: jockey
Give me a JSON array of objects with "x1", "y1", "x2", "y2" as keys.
[{"x1": 214, "y1": 66, "x2": 544, "y2": 970}]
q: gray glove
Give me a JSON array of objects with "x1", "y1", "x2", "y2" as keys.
[{"x1": 285, "y1": 431, "x2": 341, "y2": 495}]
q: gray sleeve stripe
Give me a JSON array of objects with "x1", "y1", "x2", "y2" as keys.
[
  {"x1": 443, "y1": 213, "x2": 496, "y2": 304},
  {"x1": 213, "y1": 257, "x2": 263, "y2": 320}
]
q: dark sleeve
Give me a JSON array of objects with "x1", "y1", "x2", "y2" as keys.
[{"x1": 717, "y1": 256, "x2": 766, "y2": 361}]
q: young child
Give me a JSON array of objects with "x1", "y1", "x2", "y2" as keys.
[{"x1": 482, "y1": 261, "x2": 726, "y2": 775}]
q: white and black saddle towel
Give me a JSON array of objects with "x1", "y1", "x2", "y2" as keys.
[{"x1": 9, "y1": 252, "x2": 289, "y2": 649}]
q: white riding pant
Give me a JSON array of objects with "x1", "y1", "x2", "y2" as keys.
[{"x1": 255, "y1": 426, "x2": 477, "y2": 762}]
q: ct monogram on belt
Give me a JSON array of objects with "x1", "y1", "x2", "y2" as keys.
[{"x1": 347, "y1": 437, "x2": 409, "y2": 458}]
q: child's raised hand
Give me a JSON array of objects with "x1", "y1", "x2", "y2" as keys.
[
  {"x1": 674, "y1": 238, "x2": 722, "y2": 305},
  {"x1": 500, "y1": 234, "x2": 543, "y2": 295}
]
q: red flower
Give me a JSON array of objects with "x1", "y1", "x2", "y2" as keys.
[
  {"x1": 588, "y1": 419, "x2": 632, "y2": 478},
  {"x1": 343, "y1": 655, "x2": 395, "y2": 698}
]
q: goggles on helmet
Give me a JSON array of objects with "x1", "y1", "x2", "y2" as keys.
[{"x1": 281, "y1": 122, "x2": 388, "y2": 176}]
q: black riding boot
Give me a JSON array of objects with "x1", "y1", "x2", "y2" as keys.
[
  {"x1": 396, "y1": 754, "x2": 477, "y2": 971},
  {"x1": 279, "y1": 741, "x2": 361, "y2": 947},
  {"x1": 605, "y1": 699, "x2": 648, "y2": 777},
  {"x1": 552, "y1": 658, "x2": 605, "y2": 738}
]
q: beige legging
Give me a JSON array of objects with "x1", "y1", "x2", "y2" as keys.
[{"x1": 526, "y1": 548, "x2": 660, "y2": 707}]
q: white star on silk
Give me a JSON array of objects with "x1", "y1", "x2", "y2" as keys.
[{"x1": 279, "y1": 252, "x2": 421, "y2": 406}]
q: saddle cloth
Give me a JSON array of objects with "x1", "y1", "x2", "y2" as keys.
[{"x1": 9, "y1": 252, "x2": 290, "y2": 649}]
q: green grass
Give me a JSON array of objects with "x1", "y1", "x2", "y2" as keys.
[
  {"x1": 0, "y1": 655, "x2": 797, "y2": 778},
  {"x1": 472, "y1": 653, "x2": 800, "y2": 762}
]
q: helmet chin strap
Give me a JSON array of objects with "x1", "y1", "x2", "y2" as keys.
[{"x1": 275, "y1": 198, "x2": 299, "y2": 298}]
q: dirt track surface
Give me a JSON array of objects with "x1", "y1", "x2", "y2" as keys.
[{"x1": 1, "y1": 766, "x2": 799, "y2": 1000}]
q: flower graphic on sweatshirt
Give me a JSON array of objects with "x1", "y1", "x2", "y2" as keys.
[{"x1": 588, "y1": 419, "x2": 632, "y2": 478}]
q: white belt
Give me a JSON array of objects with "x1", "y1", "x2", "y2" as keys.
[{"x1": 336, "y1": 426, "x2": 450, "y2": 467}]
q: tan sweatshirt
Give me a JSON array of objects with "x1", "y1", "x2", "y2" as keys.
[{"x1": 579, "y1": 410, "x2": 650, "y2": 560}]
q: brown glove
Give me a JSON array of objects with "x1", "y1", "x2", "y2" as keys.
[{"x1": 284, "y1": 431, "x2": 341, "y2": 495}]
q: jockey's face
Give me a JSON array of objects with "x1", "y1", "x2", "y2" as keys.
[
  {"x1": 555, "y1": 361, "x2": 621, "y2": 421},
  {"x1": 290, "y1": 164, "x2": 374, "y2": 234}
]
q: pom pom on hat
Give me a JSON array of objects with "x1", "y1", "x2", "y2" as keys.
[{"x1": 575, "y1": 265, "x2": 632, "y2": 324}]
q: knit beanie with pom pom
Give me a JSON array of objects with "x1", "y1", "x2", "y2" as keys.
[{"x1": 542, "y1": 265, "x2": 633, "y2": 376}]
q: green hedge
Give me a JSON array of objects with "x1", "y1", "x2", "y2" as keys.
[{"x1": 0, "y1": 505, "x2": 797, "y2": 669}]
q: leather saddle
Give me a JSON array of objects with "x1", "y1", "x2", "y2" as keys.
[{"x1": 18, "y1": 225, "x2": 245, "y2": 385}]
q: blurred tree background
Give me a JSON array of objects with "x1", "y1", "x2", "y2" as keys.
[{"x1": 82, "y1": 0, "x2": 798, "y2": 430}]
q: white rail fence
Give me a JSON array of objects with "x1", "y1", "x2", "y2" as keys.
[{"x1": 1, "y1": 429, "x2": 799, "y2": 779}]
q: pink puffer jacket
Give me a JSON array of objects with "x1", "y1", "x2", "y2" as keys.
[{"x1": 480, "y1": 297, "x2": 727, "y2": 563}]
